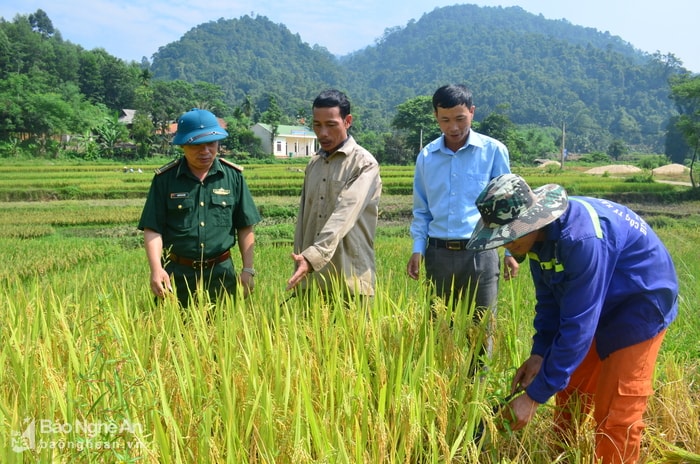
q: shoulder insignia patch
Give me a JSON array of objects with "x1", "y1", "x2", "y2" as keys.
[
  {"x1": 219, "y1": 157, "x2": 243, "y2": 172},
  {"x1": 154, "y1": 158, "x2": 181, "y2": 175}
]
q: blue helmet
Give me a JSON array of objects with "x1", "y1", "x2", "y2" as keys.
[{"x1": 172, "y1": 108, "x2": 228, "y2": 145}]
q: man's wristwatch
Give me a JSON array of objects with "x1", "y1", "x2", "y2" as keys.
[{"x1": 241, "y1": 267, "x2": 256, "y2": 276}]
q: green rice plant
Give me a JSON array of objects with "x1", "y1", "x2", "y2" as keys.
[
  {"x1": 0, "y1": 224, "x2": 55, "y2": 239},
  {"x1": 0, "y1": 163, "x2": 698, "y2": 463},
  {"x1": 0, "y1": 161, "x2": 692, "y2": 202},
  {"x1": 0, "y1": 230, "x2": 698, "y2": 463}
]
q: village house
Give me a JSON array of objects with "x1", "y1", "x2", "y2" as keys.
[
  {"x1": 118, "y1": 109, "x2": 137, "y2": 127},
  {"x1": 251, "y1": 123, "x2": 316, "y2": 158}
]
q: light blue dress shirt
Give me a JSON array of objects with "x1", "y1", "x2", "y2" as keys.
[{"x1": 410, "y1": 130, "x2": 511, "y2": 254}]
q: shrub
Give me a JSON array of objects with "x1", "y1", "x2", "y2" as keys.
[{"x1": 625, "y1": 172, "x2": 655, "y2": 183}]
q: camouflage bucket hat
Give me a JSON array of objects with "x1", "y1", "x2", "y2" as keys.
[{"x1": 467, "y1": 174, "x2": 568, "y2": 250}]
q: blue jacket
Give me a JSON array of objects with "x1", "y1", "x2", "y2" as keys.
[{"x1": 526, "y1": 197, "x2": 678, "y2": 404}]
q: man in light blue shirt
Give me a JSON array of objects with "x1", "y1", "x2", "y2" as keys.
[{"x1": 407, "y1": 84, "x2": 519, "y2": 322}]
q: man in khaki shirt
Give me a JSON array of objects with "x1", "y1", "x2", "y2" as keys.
[{"x1": 286, "y1": 89, "x2": 382, "y2": 299}]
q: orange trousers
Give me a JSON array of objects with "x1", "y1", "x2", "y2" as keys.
[{"x1": 554, "y1": 330, "x2": 666, "y2": 464}]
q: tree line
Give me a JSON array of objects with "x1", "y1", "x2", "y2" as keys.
[{"x1": 0, "y1": 8, "x2": 698, "y2": 169}]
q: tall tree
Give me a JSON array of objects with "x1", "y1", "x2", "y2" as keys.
[
  {"x1": 391, "y1": 95, "x2": 439, "y2": 152},
  {"x1": 375, "y1": 131, "x2": 414, "y2": 165},
  {"x1": 478, "y1": 110, "x2": 523, "y2": 162},
  {"x1": 260, "y1": 94, "x2": 282, "y2": 155},
  {"x1": 669, "y1": 74, "x2": 700, "y2": 187},
  {"x1": 664, "y1": 116, "x2": 691, "y2": 164},
  {"x1": 143, "y1": 80, "x2": 197, "y2": 154},
  {"x1": 607, "y1": 139, "x2": 627, "y2": 160},
  {"x1": 223, "y1": 115, "x2": 265, "y2": 159},
  {"x1": 192, "y1": 81, "x2": 228, "y2": 115},
  {"x1": 28, "y1": 9, "x2": 54, "y2": 37},
  {"x1": 131, "y1": 111, "x2": 155, "y2": 157}
]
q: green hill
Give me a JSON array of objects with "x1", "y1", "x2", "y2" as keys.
[
  {"x1": 150, "y1": 5, "x2": 686, "y2": 153},
  {"x1": 0, "y1": 5, "x2": 693, "y2": 158}
]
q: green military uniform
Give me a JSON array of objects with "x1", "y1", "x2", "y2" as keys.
[{"x1": 138, "y1": 156, "x2": 261, "y2": 305}]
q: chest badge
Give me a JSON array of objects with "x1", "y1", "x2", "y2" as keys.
[
  {"x1": 170, "y1": 192, "x2": 189, "y2": 198},
  {"x1": 213, "y1": 188, "x2": 230, "y2": 195}
]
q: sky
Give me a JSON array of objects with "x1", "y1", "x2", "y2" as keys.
[{"x1": 1, "y1": 0, "x2": 698, "y2": 73}]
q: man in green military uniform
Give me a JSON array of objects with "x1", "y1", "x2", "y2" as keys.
[{"x1": 138, "y1": 108, "x2": 261, "y2": 307}]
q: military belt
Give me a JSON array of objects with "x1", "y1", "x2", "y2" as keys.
[{"x1": 169, "y1": 250, "x2": 231, "y2": 269}]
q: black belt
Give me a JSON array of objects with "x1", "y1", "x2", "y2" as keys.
[
  {"x1": 428, "y1": 238, "x2": 470, "y2": 251},
  {"x1": 169, "y1": 250, "x2": 231, "y2": 268}
]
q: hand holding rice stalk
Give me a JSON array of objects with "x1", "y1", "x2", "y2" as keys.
[{"x1": 474, "y1": 382, "x2": 526, "y2": 442}]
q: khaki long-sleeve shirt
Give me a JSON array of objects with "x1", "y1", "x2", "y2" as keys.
[{"x1": 294, "y1": 136, "x2": 382, "y2": 296}]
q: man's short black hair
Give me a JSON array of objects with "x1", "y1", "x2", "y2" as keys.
[
  {"x1": 313, "y1": 89, "x2": 351, "y2": 119},
  {"x1": 432, "y1": 84, "x2": 473, "y2": 111}
]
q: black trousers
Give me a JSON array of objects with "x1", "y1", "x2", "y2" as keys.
[
  {"x1": 165, "y1": 259, "x2": 237, "y2": 308},
  {"x1": 424, "y1": 246, "x2": 499, "y2": 315},
  {"x1": 424, "y1": 246, "x2": 499, "y2": 372}
]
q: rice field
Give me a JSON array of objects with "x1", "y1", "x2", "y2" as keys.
[{"x1": 0, "y1": 162, "x2": 698, "y2": 463}]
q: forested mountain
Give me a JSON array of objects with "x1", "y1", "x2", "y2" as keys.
[
  {"x1": 340, "y1": 5, "x2": 683, "y2": 153},
  {"x1": 150, "y1": 15, "x2": 344, "y2": 119},
  {"x1": 150, "y1": 5, "x2": 688, "y2": 153},
  {"x1": 1, "y1": 5, "x2": 695, "y2": 161}
]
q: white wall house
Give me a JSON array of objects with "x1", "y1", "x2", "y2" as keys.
[{"x1": 251, "y1": 123, "x2": 317, "y2": 158}]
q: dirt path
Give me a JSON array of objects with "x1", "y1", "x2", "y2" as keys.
[{"x1": 656, "y1": 179, "x2": 693, "y2": 187}]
